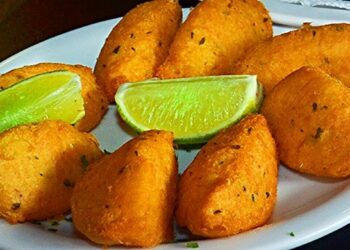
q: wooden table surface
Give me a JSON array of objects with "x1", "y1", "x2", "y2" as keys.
[{"x1": 0, "y1": 0, "x2": 349, "y2": 249}]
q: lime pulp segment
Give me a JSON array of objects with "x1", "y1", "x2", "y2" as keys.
[
  {"x1": 0, "y1": 70, "x2": 85, "y2": 133},
  {"x1": 116, "y1": 75, "x2": 262, "y2": 144}
]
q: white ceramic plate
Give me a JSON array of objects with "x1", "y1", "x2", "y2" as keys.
[
  {"x1": 1, "y1": 9, "x2": 350, "y2": 250},
  {"x1": 261, "y1": 0, "x2": 350, "y2": 27}
]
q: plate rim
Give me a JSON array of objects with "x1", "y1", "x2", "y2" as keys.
[
  {"x1": 261, "y1": 0, "x2": 350, "y2": 27},
  {"x1": 0, "y1": 8, "x2": 350, "y2": 250}
]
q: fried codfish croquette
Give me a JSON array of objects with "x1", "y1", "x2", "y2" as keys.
[
  {"x1": 262, "y1": 67, "x2": 350, "y2": 178},
  {"x1": 176, "y1": 115, "x2": 278, "y2": 238},
  {"x1": 0, "y1": 63, "x2": 108, "y2": 132},
  {"x1": 0, "y1": 120, "x2": 103, "y2": 224},
  {"x1": 94, "y1": 0, "x2": 182, "y2": 102},
  {"x1": 233, "y1": 23, "x2": 350, "y2": 94},
  {"x1": 71, "y1": 130, "x2": 177, "y2": 247},
  {"x1": 156, "y1": 0, "x2": 272, "y2": 79}
]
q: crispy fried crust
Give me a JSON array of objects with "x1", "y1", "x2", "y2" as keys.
[
  {"x1": 176, "y1": 115, "x2": 278, "y2": 238},
  {"x1": 71, "y1": 130, "x2": 177, "y2": 247},
  {"x1": 0, "y1": 120, "x2": 103, "y2": 224},
  {"x1": 262, "y1": 66, "x2": 350, "y2": 178},
  {"x1": 233, "y1": 23, "x2": 350, "y2": 94},
  {"x1": 0, "y1": 63, "x2": 108, "y2": 132},
  {"x1": 156, "y1": 0, "x2": 272, "y2": 79},
  {"x1": 94, "y1": 0, "x2": 182, "y2": 102}
]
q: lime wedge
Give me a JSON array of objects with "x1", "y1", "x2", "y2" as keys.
[
  {"x1": 0, "y1": 70, "x2": 85, "y2": 133},
  {"x1": 115, "y1": 75, "x2": 263, "y2": 144}
]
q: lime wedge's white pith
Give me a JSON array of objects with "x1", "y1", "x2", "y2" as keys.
[
  {"x1": 0, "y1": 70, "x2": 85, "y2": 133},
  {"x1": 115, "y1": 75, "x2": 263, "y2": 144}
]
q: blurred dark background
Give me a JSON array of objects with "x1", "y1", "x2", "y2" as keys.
[
  {"x1": 0, "y1": 0, "x2": 350, "y2": 249},
  {"x1": 0, "y1": 0, "x2": 197, "y2": 61}
]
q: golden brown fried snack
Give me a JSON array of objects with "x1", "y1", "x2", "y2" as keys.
[
  {"x1": 94, "y1": 0, "x2": 182, "y2": 102},
  {"x1": 262, "y1": 66, "x2": 350, "y2": 178},
  {"x1": 0, "y1": 120, "x2": 103, "y2": 224},
  {"x1": 71, "y1": 130, "x2": 177, "y2": 247},
  {"x1": 176, "y1": 115, "x2": 278, "y2": 238},
  {"x1": 233, "y1": 23, "x2": 350, "y2": 94},
  {"x1": 0, "y1": 63, "x2": 108, "y2": 132},
  {"x1": 156, "y1": 0, "x2": 272, "y2": 79}
]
